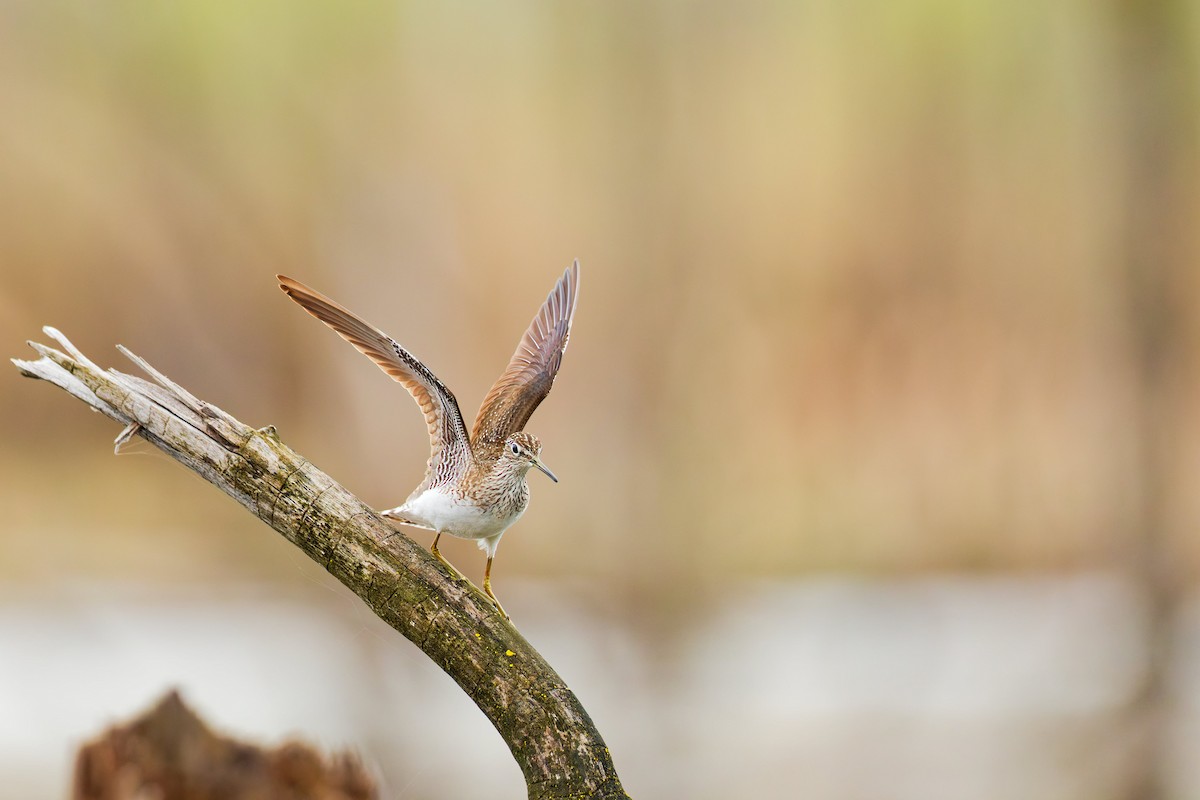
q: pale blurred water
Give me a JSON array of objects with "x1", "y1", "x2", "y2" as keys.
[{"x1": 0, "y1": 573, "x2": 1194, "y2": 800}]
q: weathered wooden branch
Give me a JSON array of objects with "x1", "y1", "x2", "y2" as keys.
[{"x1": 13, "y1": 327, "x2": 629, "y2": 800}]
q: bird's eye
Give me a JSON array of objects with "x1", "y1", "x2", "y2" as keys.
[{"x1": 510, "y1": 443, "x2": 520, "y2": 455}]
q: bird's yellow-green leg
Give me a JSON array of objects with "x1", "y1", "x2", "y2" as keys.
[
  {"x1": 430, "y1": 533, "x2": 463, "y2": 579},
  {"x1": 483, "y1": 556, "x2": 509, "y2": 619}
]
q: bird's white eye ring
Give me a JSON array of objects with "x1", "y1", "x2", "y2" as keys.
[{"x1": 510, "y1": 443, "x2": 520, "y2": 455}]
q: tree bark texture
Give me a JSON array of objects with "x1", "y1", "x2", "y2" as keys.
[{"x1": 13, "y1": 328, "x2": 629, "y2": 800}]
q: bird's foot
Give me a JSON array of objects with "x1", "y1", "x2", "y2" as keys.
[
  {"x1": 483, "y1": 575, "x2": 510, "y2": 621},
  {"x1": 430, "y1": 538, "x2": 465, "y2": 580}
]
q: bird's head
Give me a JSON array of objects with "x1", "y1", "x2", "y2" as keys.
[{"x1": 501, "y1": 431, "x2": 557, "y2": 483}]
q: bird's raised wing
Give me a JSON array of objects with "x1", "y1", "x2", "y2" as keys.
[
  {"x1": 472, "y1": 261, "x2": 580, "y2": 444},
  {"x1": 278, "y1": 275, "x2": 473, "y2": 488}
]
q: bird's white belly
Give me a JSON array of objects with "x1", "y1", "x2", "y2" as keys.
[{"x1": 398, "y1": 488, "x2": 524, "y2": 541}]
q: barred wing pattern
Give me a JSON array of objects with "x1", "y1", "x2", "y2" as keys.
[
  {"x1": 278, "y1": 276, "x2": 473, "y2": 489},
  {"x1": 471, "y1": 261, "x2": 580, "y2": 444}
]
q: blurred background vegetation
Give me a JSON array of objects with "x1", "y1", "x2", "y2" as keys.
[{"x1": 1, "y1": 1, "x2": 1197, "y2": 798}]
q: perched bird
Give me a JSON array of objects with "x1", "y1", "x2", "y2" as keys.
[{"x1": 277, "y1": 262, "x2": 579, "y2": 619}]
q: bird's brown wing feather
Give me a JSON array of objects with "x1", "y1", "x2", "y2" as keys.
[
  {"x1": 471, "y1": 261, "x2": 580, "y2": 444},
  {"x1": 278, "y1": 275, "x2": 472, "y2": 488}
]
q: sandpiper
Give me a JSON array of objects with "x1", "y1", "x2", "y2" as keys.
[{"x1": 278, "y1": 262, "x2": 579, "y2": 619}]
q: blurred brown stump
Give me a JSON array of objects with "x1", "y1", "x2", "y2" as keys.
[{"x1": 73, "y1": 690, "x2": 377, "y2": 800}]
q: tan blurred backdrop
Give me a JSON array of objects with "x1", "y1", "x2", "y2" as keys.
[{"x1": 1, "y1": 1, "x2": 1198, "y2": 799}]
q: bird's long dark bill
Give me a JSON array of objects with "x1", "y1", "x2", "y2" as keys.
[{"x1": 533, "y1": 459, "x2": 559, "y2": 483}]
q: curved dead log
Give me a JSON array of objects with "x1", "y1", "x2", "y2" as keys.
[{"x1": 13, "y1": 327, "x2": 629, "y2": 800}]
